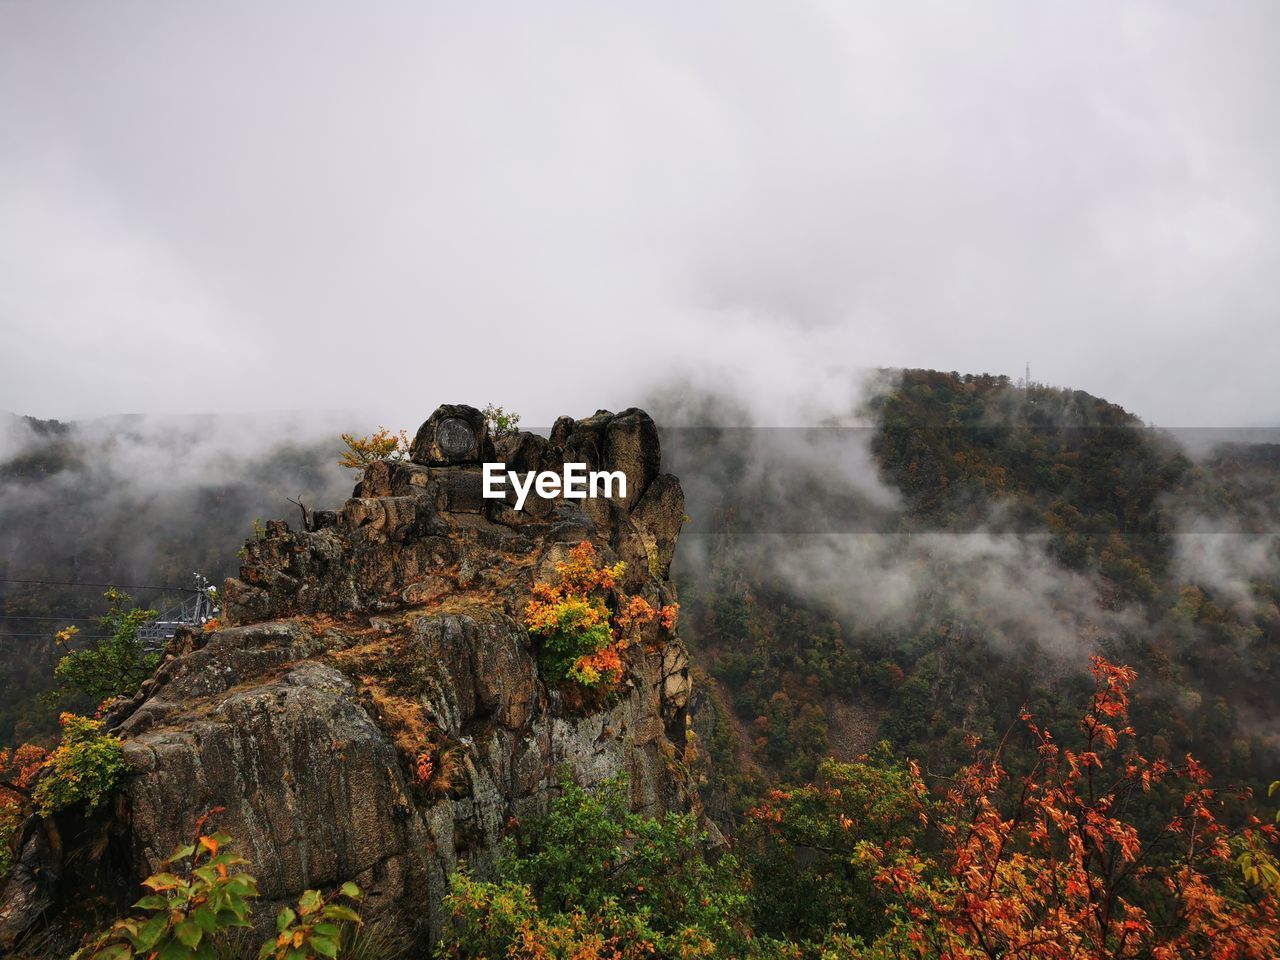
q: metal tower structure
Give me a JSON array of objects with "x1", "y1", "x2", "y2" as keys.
[{"x1": 137, "y1": 574, "x2": 219, "y2": 652}]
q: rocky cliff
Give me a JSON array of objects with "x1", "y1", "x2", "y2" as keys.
[{"x1": 0, "y1": 405, "x2": 697, "y2": 956}]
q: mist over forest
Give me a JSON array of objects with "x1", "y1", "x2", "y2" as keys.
[
  {"x1": 0, "y1": 411, "x2": 353, "y2": 741},
  {"x1": 5, "y1": 373, "x2": 1278, "y2": 800}
]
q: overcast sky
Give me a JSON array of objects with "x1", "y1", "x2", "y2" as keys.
[{"x1": 1, "y1": 1, "x2": 1277, "y2": 427}]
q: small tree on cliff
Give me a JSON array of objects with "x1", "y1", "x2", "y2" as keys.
[
  {"x1": 482, "y1": 403, "x2": 521, "y2": 441},
  {"x1": 30, "y1": 712, "x2": 128, "y2": 817},
  {"x1": 52, "y1": 588, "x2": 159, "y2": 704},
  {"x1": 337, "y1": 405, "x2": 520, "y2": 471},
  {"x1": 0, "y1": 713, "x2": 128, "y2": 872},
  {"x1": 523, "y1": 541, "x2": 678, "y2": 689},
  {"x1": 337, "y1": 426, "x2": 409, "y2": 470}
]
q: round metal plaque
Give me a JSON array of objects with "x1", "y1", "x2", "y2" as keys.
[{"x1": 436, "y1": 417, "x2": 476, "y2": 459}]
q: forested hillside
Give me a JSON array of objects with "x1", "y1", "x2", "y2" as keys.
[{"x1": 673, "y1": 371, "x2": 1280, "y2": 820}]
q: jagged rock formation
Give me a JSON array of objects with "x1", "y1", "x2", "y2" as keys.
[{"x1": 0, "y1": 406, "x2": 696, "y2": 956}]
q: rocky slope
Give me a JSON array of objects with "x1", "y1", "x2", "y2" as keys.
[{"x1": 0, "y1": 404, "x2": 697, "y2": 956}]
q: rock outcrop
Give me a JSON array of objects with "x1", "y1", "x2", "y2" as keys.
[{"x1": 0, "y1": 405, "x2": 695, "y2": 956}]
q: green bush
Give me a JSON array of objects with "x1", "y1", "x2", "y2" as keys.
[
  {"x1": 261, "y1": 883, "x2": 365, "y2": 960},
  {"x1": 482, "y1": 404, "x2": 521, "y2": 441},
  {"x1": 437, "y1": 775, "x2": 750, "y2": 958},
  {"x1": 73, "y1": 822, "x2": 368, "y2": 960},
  {"x1": 31, "y1": 713, "x2": 128, "y2": 817},
  {"x1": 72, "y1": 830, "x2": 259, "y2": 960}
]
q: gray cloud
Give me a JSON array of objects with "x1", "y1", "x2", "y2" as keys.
[
  {"x1": 760, "y1": 531, "x2": 1133, "y2": 661},
  {"x1": 2, "y1": 1, "x2": 1278, "y2": 426},
  {"x1": 654, "y1": 380, "x2": 1142, "y2": 665},
  {"x1": 1173, "y1": 530, "x2": 1280, "y2": 615}
]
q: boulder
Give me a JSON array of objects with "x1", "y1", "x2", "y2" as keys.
[
  {"x1": 602, "y1": 409, "x2": 661, "y2": 509},
  {"x1": 409, "y1": 404, "x2": 494, "y2": 466}
]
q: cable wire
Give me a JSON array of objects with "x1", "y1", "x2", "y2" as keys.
[
  {"x1": 0, "y1": 633, "x2": 112, "y2": 639},
  {"x1": 0, "y1": 577, "x2": 188, "y2": 591},
  {"x1": 0, "y1": 615, "x2": 100, "y2": 621}
]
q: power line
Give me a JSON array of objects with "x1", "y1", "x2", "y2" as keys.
[
  {"x1": 0, "y1": 633, "x2": 112, "y2": 639},
  {"x1": 0, "y1": 577, "x2": 188, "y2": 591},
  {"x1": 0, "y1": 615, "x2": 101, "y2": 621}
]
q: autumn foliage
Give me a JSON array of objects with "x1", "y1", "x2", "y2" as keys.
[
  {"x1": 0, "y1": 714, "x2": 128, "y2": 875},
  {"x1": 523, "y1": 541, "x2": 677, "y2": 688},
  {"x1": 844, "y1": 657, "x2": 1280, "y2": 959},
  {"x1": 0, "y1": 741, "x2": 47, "y2": 800},
  {"x1": 337, "y1": 427, "x2": 409, "y2": 470},
  {"x1": 29, "y1": 712, "x2": 129, "y2": 818},
  {"x1": 0, "y1": 741, "x2": 48, "y2": 872}
]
